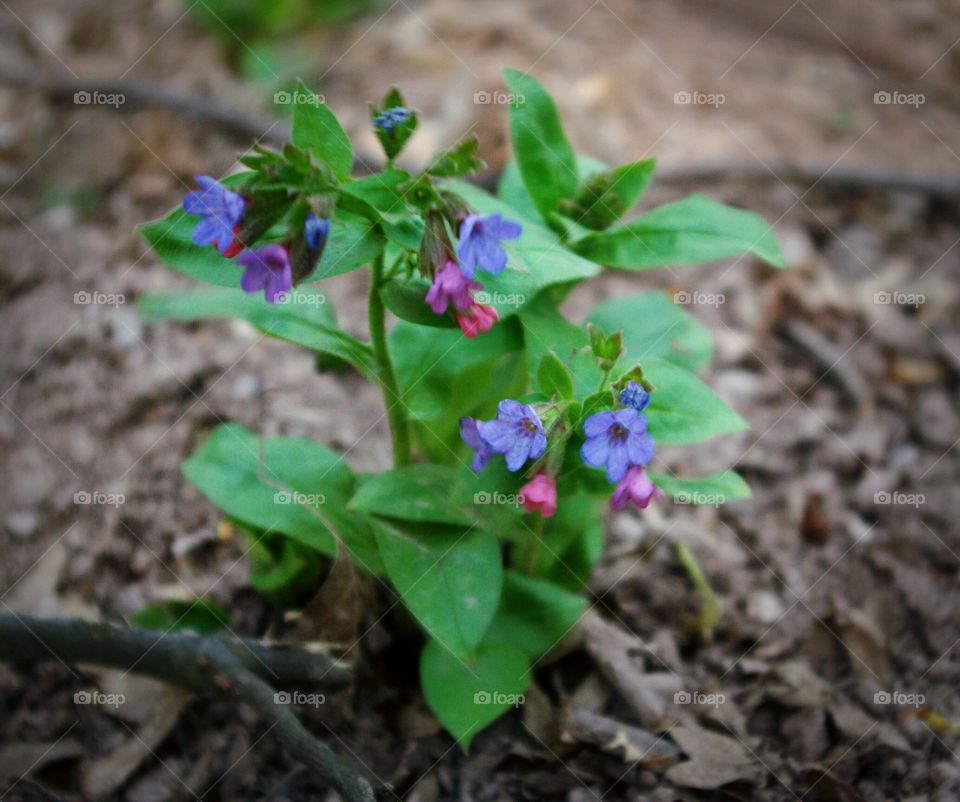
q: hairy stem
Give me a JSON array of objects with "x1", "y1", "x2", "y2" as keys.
[{"x1": 368, "y1": 250, "x2": 411, "y2": 467}]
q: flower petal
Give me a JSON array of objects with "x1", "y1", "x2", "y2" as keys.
[
  {"x1": 584, "y1": 410, "x2": 615, "y2": 437},
  {"x1": 580, "y1": 435, "x2": 609, "y2": 468}
]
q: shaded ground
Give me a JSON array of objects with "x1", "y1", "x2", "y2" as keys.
[{"x1": 2, "y1": 0, "x2": 960, "y2": 799}]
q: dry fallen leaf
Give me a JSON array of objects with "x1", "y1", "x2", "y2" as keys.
[{"x1": 665, "y1": 719, "x2": 765, "y2": 790}]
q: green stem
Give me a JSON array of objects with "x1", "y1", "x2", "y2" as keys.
[
  {"x1": 676, "y1": 542, "x2": 724, "y2": 642},
  {"x1": 369, "y1": 250, "x2": 411, "y2": 467}
]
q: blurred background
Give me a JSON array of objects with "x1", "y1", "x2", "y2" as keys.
[{"x1": 2, "y1": 0, "x2": 960, "y2": 800}]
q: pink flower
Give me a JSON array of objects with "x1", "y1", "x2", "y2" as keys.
[
  {"x1": 520, "y1": 472, "x2": 557, "y2": 518},
  {"x1": 425, "y1": 260, "x2": 481, "y2": 314},
  {"x1": 610, "y1": 466, "x2": 664, "y2": 511},
  {"x1": 455, "y1": 301, "x2": 498, "y2": 339}
]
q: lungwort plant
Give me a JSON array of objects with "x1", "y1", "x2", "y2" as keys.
[{"x1": 140, "y1": 68, "x2": 785, "y2": 750}]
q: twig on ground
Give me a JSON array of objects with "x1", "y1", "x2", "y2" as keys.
[{"x1": 0, "y1": 613, "x2": 380, "y2": 802}]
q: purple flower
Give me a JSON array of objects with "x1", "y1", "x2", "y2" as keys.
[
  {"x1": 581, "y1": 408, "x2": 654, "y2": 483},
  {"x1": 619, "y1": 381, "x2": 651, "y2": 412},
  {"x1": 183, "y1": 176, "x2": 245, "y2": 255},
  {"x1": 237, "y1": 244, "x2": 292, "y2": 304},
  {"x1": 425, "y1": 259, "x2": 481, "y2": 315},
  {"x1": 460, "y1": 417, "x2": 493, "y2": 472},
  {"x1": 304, "y1": 214, "x2": 331, "y2": 250},
  {"x1": 457, "y1": 213, "x2": 522, "y2": 278},
  {"x1": 477, "y1": 400, "x2": 547, "y2": 472},
  {"x1": 610, "y1": 466, "x2": 664, "y2": 511}
]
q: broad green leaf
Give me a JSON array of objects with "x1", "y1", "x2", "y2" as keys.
[
  {"x1": 540, "y1": 524, "x2": 604, "y2": 592},
  {"x1": 291, "y1": 80, "x2": 352, "y2": 178},
  {"x1": 649, "y1": 469, "x2": 751, "y2": 505},
  {"x1": 139, "y1": 287, "x2": 378, "y2": 378},
  {"x1": 420, "y1": 636, "x2": 529, "y2": 750},
  {"x1": 182, "y1": 424, "x2": 377, "y2": 567},
  {"x1": 642, "y1": 358, "x2": 748, "y2": 444},
  {"x1": 484, "y1": 571, "x2": 586, "y2": 659},
  {"x1": 246, "y1": 534, "x2": 323, "y2": 600},
  {"x1": 573, "y1": 193, "x2": 786, "y2": 270},
  {"x1": 587, "y1": 290, "x2": 713, "y2": 373},
  {"x1": 349, "y1": 464, "x2": 475, "y2": 527},
  {"x1": 375, "y1": 518, "x2": 502, "y2": 658},
  {"x1": 497, "y1": 154, "x2": 608, "y2": 224},
  {"x1": 131, "y1": 599, "x2": 229, "y2": 634},
  {"x1": 504, "y1": 68, "x2": 578, "y2": 219},
  {"x1": 564, "y1": 158, "x2": 656, "y2": 230},
  {"x1": 339, "y1": 169, "x2": 410, "y2": 215},
  {"x1": 141, "y1": 205, "x2": 381, "y2": 287},
  {"x1": 536, "y1": 352, "x2": 575, "y2": 400},
  {"x1": 443, "y1": 181, "x2": 600, "y2": 317},
  {"x1": 390, "y1": 318, "x2": 524, "y2": 421}
]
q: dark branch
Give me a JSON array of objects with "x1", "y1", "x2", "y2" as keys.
[{"x1": 0, "y1": 613, "x2": 379, "y2": 802}]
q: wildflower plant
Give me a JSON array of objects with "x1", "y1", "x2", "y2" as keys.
[{"x1": 140, "y1": 69, "x2": 784, "y2": 750}]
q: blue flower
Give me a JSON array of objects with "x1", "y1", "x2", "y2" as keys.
[
  {"x1": 373, "y1": 107, "x2": 412, "y2": 132},
  {"x1": 182, "y1": 176, "x2": 245, "y2": 255},
  {"x1": 460, "y1": 416, "x2": 493, "y2": 472},
  {"x1": 477, "y1": 400, "x2": 547, "y2": 472},
  {"x1": 457, "y1": 213, "x2": 522, "y2": 278},
  {"x1": 238, "y1": 244, "x2": 292, "y2": 304},
  {"x1": 304, "y1": 214, "x2": 331, "y2": 250},
  {"x1": 619, "y1": 381, "x2": 651, "y2": 412},
  {"x1": 581, "y1": 408, "x2": 654, "y2": 483}
]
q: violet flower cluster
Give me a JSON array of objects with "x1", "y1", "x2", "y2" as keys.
[
  {"x1": 424, "y1": 213, "x2": 521, "y2": 338},
  {"x1": 582, "y1": 381, "x2": 663, "y2": 511},
  {"x1": 182, "y1": 177, "x2": 330, "y2": 304}
]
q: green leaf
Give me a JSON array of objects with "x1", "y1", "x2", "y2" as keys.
[
  {"x1": 587, "y1": 290, "x2": 713, "y2": 373},
  {"x1": 573, "y1": 193, "x2": 786, "y2": 270},
  {"x1": 443, "y1": 180, "x2": 600, "y2": 317},
  {"x1": 503, "y1": 68, "x2": 578, "y2": 219},
  {"x1": 484, "y1": 572, "x2": 586, "y2": 659},
  {"x1": 372, "y1": 87, "x2": 417, "y2": 162},
  {"x1": 642, "y1": 358, "x2": 748, "y2": 444},
  {"x1": 141, "y1": 205, "x2": 381, "y2": 287},
  {"x1": 561, "y1": 158, "x2": 656, "y2": 230},
  {"x1": 349, "y1": 464, "x2": 475, "y2": 527},
  {"x1": 427, "y1": 136, "x2": 485, "y2": 178},
  {"x1": 379, "y1": 279, "x2": 458, "y2": 328},
  {"x1": 540, "y1": 524, "x2": 604, "y2": 591},
  {"x1": 131, "y1": 599, "x2": 229, "y2": 634},
  {"x1": 536, "y1": 352, "x2": 575, "y2": 400},
  {"x1": 182, "y1": 424, "x2": 378, "y2": 567},
  {"x1": 649, "y1": 469, "x2": 751, "y2": 505},
  {"x1": 420, "y1": 636, "x2": 529, "y2": 750},
  {"x1": 339, "y1": 169, "x2": 410, "y2": 215},
  {"x1": 375, "y1": 518, "x2": 503, "y2": 658},
  {"x1": 390, "y1": 318, "x2": 524, "y2": 421},
  {"x1": 246, "y1": 534, "x2": 323, "y2": 600},
  {"x1": 139, "y1": 287, "x2": 378, "y2": 379},
  {"x1": 498, "y1": 154, "x2": 608, "y2": 224},
  {"x1": 291, "y1": 80, "x2": 352, "y2": 179}
]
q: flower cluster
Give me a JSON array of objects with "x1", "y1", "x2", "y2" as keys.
[
  {"x1": 373, "y1": 107, "x2": 412, "y2": 132},
  {"x1": 182, "y1": 178, "x2": 330, "y2": 304},
  {"x1": 582, "y1": 381, "x2": 663, "y2": 511},
  {"x1": 461, "y1": 401, "x2": 557, "y2": 517},
  {"x1": 424, "y1": 213, "x2": 521, "y2": 338}
]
